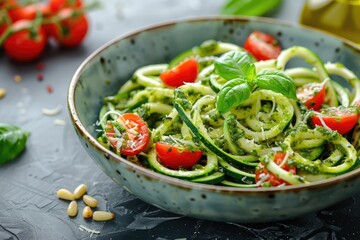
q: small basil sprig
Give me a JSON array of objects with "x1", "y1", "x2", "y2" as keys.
[
  {"x1": 215, "y1": 51, "x2": 296, "y2": 114},
  {"x1": 0, "y1": 123, "x2": 29, "y2": 165}
]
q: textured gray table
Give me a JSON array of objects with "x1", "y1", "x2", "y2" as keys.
[{"x1": 2, "y1": 0, "x2": 360, "y2": 239}]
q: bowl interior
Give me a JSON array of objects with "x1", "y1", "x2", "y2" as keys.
[{"x1": 69, "y1": 16, "x2": 360, "y2": 190}]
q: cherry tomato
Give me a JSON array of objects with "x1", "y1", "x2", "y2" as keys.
[
  {"x1": 255, "y1": 153, "x2": 296, "y2": 187},
  {"x1": 155, "y1": 142, "x2": 203, "y2": 170},
  {"x1": 0, "y1": 23, "x2": 7, "y2": 36},
  {"x1": 3, "y1": 20, "x2": 47, "y2": 62},
  {"x1": 160, "y1": 58, "x2": 198, "y2": 88},
  {"x1": 50, "y1": 8, "x2": 88, "y2": 47},
  {"x1": 8, "y1": 3, "x2": 51, "y2": 22},
  {"x1": 105, "y1": 113, "x2": 150, "y2": 156},
  {"x1": 49, "y1": 0, "x2": 83, "y2": 13},
  {"x1": 0, "y1": 0, "x2": 17, "y2": 9},
  {"x1": 312, "y1": 106, "x2": 358, "y2": 135},
  {"x1": 243, "y1": 31, "x2": 282, "y2": 61},
  {"x1": 296, "y1": 82, "x2": 326, "y2": 111}
]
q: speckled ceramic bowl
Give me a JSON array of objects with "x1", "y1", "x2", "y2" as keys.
[{"x1": 68, "y1": 17, "x2": 360, "y2": 223}]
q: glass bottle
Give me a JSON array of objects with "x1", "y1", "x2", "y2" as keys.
[{"x1": 300, "y1": 0, "x2": 360, "y2": 44}]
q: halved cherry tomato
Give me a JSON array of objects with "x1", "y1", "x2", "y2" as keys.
[
  {"x1": 155, "y1": 142, "x2": 203, "y2": 170},
  {"x1": 3, "y1": 20, "x2": 47, "y2": 62},
  {"x1": 296, "y1": 82, "x2": 326, "y2": 111},
  {"x1": 105, "y1": 113, "x2": 150, "y2": 156},
  {"x1": 160, "y1": 58, "x2": 198, "y2": 88},
  {"x1": 49, "y1": 0, "x2": 83, "y2": 13},
  {"x1": 243, "y1": 31, "x2": 282, "y2": 61},
  {"x1": 49, "y1": 8, "x2": 88, "y2": 47},
  {"x1": 255, "y1": 153, "x2": 296, "y2": 187},
  {"x1": 312, "y1": 106, "x2": 358, "y2": 135}
]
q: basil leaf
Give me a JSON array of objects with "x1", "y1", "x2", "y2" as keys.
[
  {"x1": 221, "y1": 0, "x2": 283, "y2": 16},
  {"x1": 217, "y1": 77, "x2": 251, "y2": 114},
  {"x1": 0, "y1": 123, "x2": 29, "y2": 165},
  {"x1": 255, "y1": 70, "x2": 297, "y2": 99},
  {"x1": 214, "y1": 51, "x2": 256, "y2": 81}
]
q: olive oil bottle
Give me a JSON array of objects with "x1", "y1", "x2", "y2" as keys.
[{"x1": 300, "y1": 0, "x2": 360, "y2": 43}]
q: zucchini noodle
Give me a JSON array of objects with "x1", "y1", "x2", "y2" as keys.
[{"x1": 97, "y1": 39, "x2": 360, "y2": 188}]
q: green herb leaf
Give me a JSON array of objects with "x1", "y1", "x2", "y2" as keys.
[
  {"x1": 0, "y1": 123, "x2": 29, "y2": 165},
  {"x1": 217, "y1": 77, "x2": 251, "y2": 114},
  {"x1": 221, "y1": 0, "x2": 283, "y2": 16},
  {"x1": 214, "y1": 51, "x2": 256, "y2": 81},
  {"x1": 255, "y1": 70, "x2": 297, "y2": 99}
]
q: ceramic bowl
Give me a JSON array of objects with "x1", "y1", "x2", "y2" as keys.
[{"x1": 68, "y1": 16, "x2": 360, "y2": 223}]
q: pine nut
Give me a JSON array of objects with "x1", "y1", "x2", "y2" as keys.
[
  {"x1": 0, "y1": 88, "x2": 6, "y2": 99},
  {"x1": 83, "y1": 195, "x2": 98, "y2": 208},
  {"x1": 82, "y1": 206, "x2": 93, "y2": 219},
  {"x1": 92, "y1": 211, "x2": 114, "y2": 221},
  {"x1": 57, "y1": 188, "x2": 75, "y2": 201},
  {"x1": 73, "y1": 184, "x2": 87, "y2": 199},
  {"x1": 14, "y1": 75, "x2": 22, "y2": 83},
  {"x1": 67, "y1": 201, "x2": 78, "y2": 217}
]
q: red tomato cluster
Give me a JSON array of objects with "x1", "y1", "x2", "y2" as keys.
[
  {"x1": 104, "y1": 112, "x2": 203, "y2": 169},
  {"x1": 0, "y1": 0, "x2": 89, "y2": 62},
  {"x1": 295, "y1": 81, "x2": 358, "y2": 135}
]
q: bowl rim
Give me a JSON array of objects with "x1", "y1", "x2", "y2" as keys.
[{"x1": 68, "y1": 15, "x2": 360, "y2": 195}]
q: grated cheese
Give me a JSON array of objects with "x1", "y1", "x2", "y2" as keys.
[
  {"x1": 128, "y1": 128, "x2": 138, "y2": 135},
  {"x1": 169, "y1": 135, "x2": 184, "y2": 145},
  {"x1": 129, "y1": 139, "x2": 137, "y2": 149},
  {"x1": 301, "y1": 111, "x2": 312, "y2": 124},
  {"x1": 17, "y1": 101, "x2": 24, "y2": 108},
  {"x1": 97, "y1": 110, "x2": 122, "y2": 126},
  {"x1": 316, "y1": 114, "x2": 332, "y2": 131},
  {"x1": 269, "y1": 96, "x2": 276, "y2": 116},
  {"x1": 271, "y1": 147, "x2": 282, "y2": 152},
  {"x1": 116, "y1": 138, "x2": 124, "y2": 152},
  {"x1": 21, "y1": 88, "x2": 29, "y2": 94},
  {"x1": 276, "y1": 183, "x2": 286, "y2": 188},
  {"x1": 79, "y1": 225, "x2": 100, "y2": 237},
  {"x1": 256, "y1": 173, "x2": 270, "y2": 186},
  {"x1": 54, "y1": 119, "x2": 66, "y2": 126},
  {"x1": 113, "y1": 126, "x2": 121, "y2": 137},
  {"x1": 261, "y1": 127, "x2": 266, "y2": 140},
  {"x1": 278, "y1": 151, "x2": 290, "y2": 168},
  {"x1": 42, "y1": 105, "x2": 62, "y2": 116}
]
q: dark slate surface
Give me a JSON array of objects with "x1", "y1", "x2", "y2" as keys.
[{"x1": 1, "y1": 0, "x2": 360, "y2": 239}]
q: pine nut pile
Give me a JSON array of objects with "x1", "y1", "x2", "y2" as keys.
[{"x1": 56, "y1": 183, "x2": 114, "y2": 221}]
